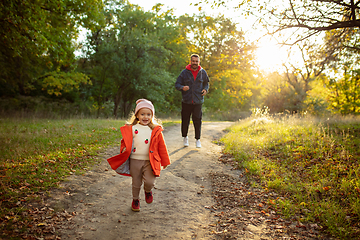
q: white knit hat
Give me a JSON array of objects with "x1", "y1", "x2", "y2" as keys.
[{"x1": 135, "y1": 99, "x2": 155, "y2": 116}]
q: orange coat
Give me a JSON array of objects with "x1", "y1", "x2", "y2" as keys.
[{"x1": 107, "y1": 124, "x2": 170, "y2": 177}]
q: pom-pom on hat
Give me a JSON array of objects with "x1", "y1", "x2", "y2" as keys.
[{"x1": 135, "y1": 99, "x2": 155, "y2": 116}]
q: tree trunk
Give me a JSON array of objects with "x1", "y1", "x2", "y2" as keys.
[{"x1": 113, "y1": 89, "x2": 123, "y2": 118}]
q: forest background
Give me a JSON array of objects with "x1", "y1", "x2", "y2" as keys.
[
  {"x1": 1, "y1": 1, "x2": 360, "y2": 238},
  {"x1": 1, "y1": 0, "x2": 360, "y2": 119}
]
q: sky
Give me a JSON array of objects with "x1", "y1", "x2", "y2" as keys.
[
  {"x1": 75, "y1": 0, "x2": 294, "y2": 71},
  {"x1": 130, "y1": 0, "x2": 203, "y2": 16},
  {"x1": 129, "y1": 0, "x2": 293, "y2": 72}
]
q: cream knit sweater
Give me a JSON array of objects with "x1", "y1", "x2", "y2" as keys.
[{"x1": 131, "y1": 124, "x2": 152, "y2": 160}]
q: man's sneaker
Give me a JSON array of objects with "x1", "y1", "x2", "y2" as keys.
[
  {"x1": 145, "y1": 191, "x2": 153, "y2": 204},
  {"x1": 183, "y1": 136, "x2": 189, "y2": 147},
  {"x1": 196, "y1": 139, "x2": 201, "y2": 148},
  {"x1": 131, "y1": 199, "x2": 140, "y2": 211}
]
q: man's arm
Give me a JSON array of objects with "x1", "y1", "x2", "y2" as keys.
[
  {"x1": 175, "y1": 70, "x2": 189, "y2": 91},
  {"x1": 202, "y1": 70, "x2": 210, "y2": 94}
]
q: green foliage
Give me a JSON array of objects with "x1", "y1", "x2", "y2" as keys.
[
  {"x1": 323, "y1": 28, "x2": 360, "y2": 71},
  {"x1": 261, "y1": 66, "x2": 329, "y2": 115},
  {"x1": 0, "y1": 96, "x2": 96, "y2": 119},
  {"x1": 197, "y1": 0, "x2": 360, "y2": 118},
  {"x1": 177, "y1": 13, "x2": 260, "y2": 120},
  {"x1": 5, "y1": 0, "x2": 352, "y2": 120},
  {"x1": 261, "y1": 71, "x2": 290, "y2": 113},
  {"x1": 0, "y1": 0, "x2": 104, "y2": 95},
  {"x1": 81, "y1": 1, "x2": 187, "y2": 118},
  {"x1": 262, "y1": 41, "x2": 328, "y2": 114},
  {"x1": 304, "y1": 76, "x2": 332, "y2": 116},
  {"x1": 178, "y1": 13, "x2": 257, "y2": 73},
  {"x1": 327, "y1": 69, "x2": 360, "y2": 115},
  {"x1": 41, "y1": 71, "x2": 92, "y2": 96},
  {"x1": 221, "y1": 115, "x2": 360, "y2": 238},
  {"x1": 206, "y1": 69, "x2": 258, "y2": 120},
  {"x1": 2, "y1": 0, "x2": 360, "y2": 120}
]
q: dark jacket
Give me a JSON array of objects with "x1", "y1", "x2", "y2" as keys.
[
  {"x1": 175, "y1": 65, "x2": 210, "y2": 105},
  {"x1": 107, "y1": 124, "x2": 170, "y2": 177}
]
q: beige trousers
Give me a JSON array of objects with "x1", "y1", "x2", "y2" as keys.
[{"x1": 129, "y1": 158, "x2": 156, "y2": 200}]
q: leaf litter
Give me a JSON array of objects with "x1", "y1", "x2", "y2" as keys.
[
  {"x1": 1, "y1": 123, "x2": 340, "y2": 240},
  {"x1": 208, "y1": 153, "x2": 336, "y2": 240}
]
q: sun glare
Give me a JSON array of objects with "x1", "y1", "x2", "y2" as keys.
[
  {"x1": 255, "y1": 41, "x2": 290, "y2": 72},
  {"x1": 111, "y1": 0, "x2": 303, "y2": 73}
]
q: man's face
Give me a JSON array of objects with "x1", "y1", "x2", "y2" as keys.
[{"x1": 191, "y1": 56, "x2": 200, "y2": 70}]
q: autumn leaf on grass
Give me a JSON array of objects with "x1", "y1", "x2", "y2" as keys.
[{"x1": 323, "y1": 186, "x2": 331, "y2": 191}]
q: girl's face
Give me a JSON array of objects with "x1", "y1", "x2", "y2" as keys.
[{"x1": 136, "y1": 108, "x2": 153, "y2": 126}]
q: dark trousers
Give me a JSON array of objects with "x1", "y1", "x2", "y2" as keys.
[{"x1": 181, "y1": 102, "x2": 202, "y2": 140}]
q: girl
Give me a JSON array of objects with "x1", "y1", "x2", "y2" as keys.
[{"x1": 107, "y1": 99, "x2": 170, "y2": 211}]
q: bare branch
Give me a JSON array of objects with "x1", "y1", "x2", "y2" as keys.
[
  {"x1": 281, "y1": 19, "x2": 360, "y2": 31},
  {"x1": 289, "y1": 0, "x2": 301, "y2": 25},
  {"x1": 312, "y1": 0, "x2": 360, "y2": 9}
]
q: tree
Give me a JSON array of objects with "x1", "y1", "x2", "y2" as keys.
[
  {"x1": 178, "y1": 13, "x2": 255, "y2": 72},
  {"x1": 82, "y1": 2, "x2": 187, "y2": 118},
  {"x1": 327, "y1": 69, "x2": 360, "y2": 114},
  {"x1": 81, "y1": 32, "x2": 117, "y2": 117},
  {"x1": 260, "y1": 41, "x2": 329, "y2": 113},
  {"x1": 320, "y1": 27, "x2": 360, "y2": 72},
  {"x1": 196, "y1": 0, "x2": 360, "y2": 45},
  {"x1": 303, "y1": 75, "x2": 332, "y2": 116},
  {"x1": 206, "y1": 69, "x2": 260, "y2": 119},
  {"x1": 261, "y1": 71, "x2": 289, "y2": 113},
  {"x1": 40, "y1": 71, "x2": 91, "y2": 97},
  {"x1": 177, "y1": 13, "x2": 260, "y2": 119},
  {"x1": 0, "y1": 0, "x2": 104, "y2": 96},
  {"x1": 263, "y1": 0, "x2": 360, "y2": 45}
]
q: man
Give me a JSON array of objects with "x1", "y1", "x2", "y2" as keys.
[{"x1": 175, "y1": 54, "x2": 210, "y2": 148}]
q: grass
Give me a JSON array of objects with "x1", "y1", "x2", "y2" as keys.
[
  {"x1": 0, "y1": 118, "x2": 176, "y2": 238},
  {"x1": 221, "y1": 114, "x2": 360, "y2": 239}
]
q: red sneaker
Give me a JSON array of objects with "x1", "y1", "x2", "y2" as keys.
[
  {"x1": 145, "y1": 191, "x2": 153, "y2": 204},
  {"x1": 131, "y1": 199, "x2": 140, "y2": 211}
]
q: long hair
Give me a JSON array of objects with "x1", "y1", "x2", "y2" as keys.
[{"x1": 126, "y1": 111, "x2": 162, "y2": 130}]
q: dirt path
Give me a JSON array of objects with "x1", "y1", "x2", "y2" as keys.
[
  {"x1": 47, "y1": 122, "x2": 329, "y2": 240},
  {"x1": 49, "y1": 122, "x2": 236, "y2": 240}
]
